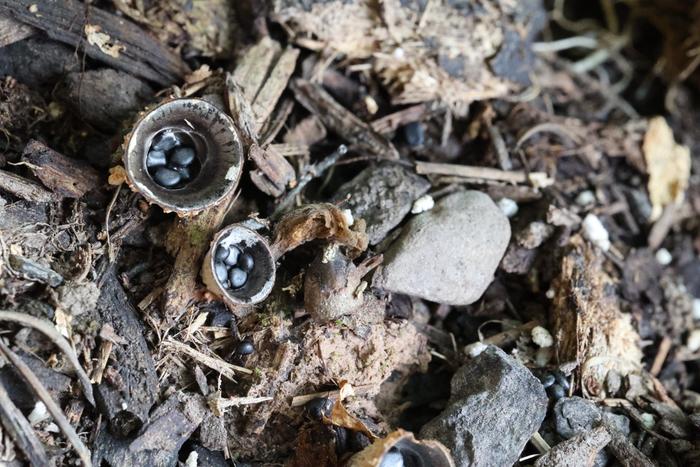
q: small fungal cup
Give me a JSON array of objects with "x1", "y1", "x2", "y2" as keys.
[
  {"x1": 124, "y1": 98, "x2": 244, "y2": 215},
  {"x1": 201, "y1": 225, "x2": 276, "y2": 306}
]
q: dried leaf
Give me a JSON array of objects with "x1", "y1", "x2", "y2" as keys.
[
  {"x1": 271, "y1": 203, "x2": 368, "y2": 259},
  {"x1": 643, "y1": 116, "x2": 691, "y2": 220},
  {"x1": 324, "y1": 381, "x2": 376, "y2": 440}
]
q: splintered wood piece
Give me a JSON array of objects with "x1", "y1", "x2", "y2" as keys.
[
  {"x1": 0, "y1": 14, "x2": 34, "y2": 47},
  {"x1": 290, "y1": 79, "x2": 400, "y2": 159},
  {"x1": 231, "y1": 36, "x2": 282, "y2": 104},
  {"x1": 22, "y1": 140, "x2": 100, "y2": 198},
  {"x1": 0, "y1": 380, "x2": 48, "y2": 467},
  {"x1": 252, "y1": 47, "x2": 300, "y2": 131},
  {"x1": 0, "y1": 169, "x2": 54, "y2": 202},
  {"x1": 0, "y1": 0, "x2": 188, "y2": 85},
  {"x1": 248, "y1": 144, "x2": 296, "y2": 197}
]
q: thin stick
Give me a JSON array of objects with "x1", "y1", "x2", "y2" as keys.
[
  {"x1": 216, "y1": 396, "x2": 273, "y2": 408},
  {"x1": 270, "y1": 144, "x2": 347, "y2": 221},
  {"x1": 290, "y1": 384, "x2": 376, "y2": 407},
  {"x1": 530, "y1": 432, "x2": 551, "y2": 454},
  {"x1": 104, "y1": 183, "x2": 121, "y2": 263},
  {"x1": 650, "y1": 336, "x2": 672, "y2": 377},
  {"x1": 416, "y1": 161, "x2": 528, "y2": 184},
  {"x1": 0, "y1": 380, "x2": 49, "y2": 466},
  {"x1": 0, "y1": 340, "x2": 92, "y2": 467},
  {"x1": 162, "y1": 339, "x2": 252, "y2": 379},
  {"x1": 0, "y1": 311, "x2": 94, "y2": 405}
]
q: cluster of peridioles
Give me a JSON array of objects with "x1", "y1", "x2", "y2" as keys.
[{"x1": 123, "y1": 98, "x2": 276, "y2": 306}]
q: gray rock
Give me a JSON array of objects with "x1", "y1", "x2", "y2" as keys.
[
  {"x1": 554, "y1": 397, "x2": 631, "y2": 440},
  {"x1": 376, "y1": 190, "x2": 510, "y2": 305},
  {"x1": 333, "y1": 164, "x2": 430, "y2": 244},
  {"x1": 420, "y1": 346, "x2": 547, "y2": 467}
]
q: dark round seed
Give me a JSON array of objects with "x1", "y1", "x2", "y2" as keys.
[
  {"x1": 554, "y1": 371, "x2": 570, "y2": 391},
  {"x1": 235, "y1": 339, "x2": 255, "y2": 355},
  {"x1": 214, "y1": 245, "x2": 228, "y2": 261},
  {"x1": 170, "y1": 146, "x2": 196, "y2": 167},
  {"x1": 228, "y1": 267, "x2": 247, "y2": 289},
  {"x1": 379, "y1": 448, "x2": 404, "y2": 467},
  {"x1": 239, "y1": 252, "x2": 254, "y2": 271},
  {"x1": 539, "y1": 374, "x2": 555, "y2": 388},
  {"x1": 224, "y1": 246, "x2": 241, "y2": 266},
  {"x1": 214, "y1": 261, "x2": 229, "y2": 284},
  {"x1": 146, "y1": 150, "x2": 167, "y2": 168},
  {"x1": 152, "y1": 131, "x2": 180, "y2": 152},
  {"x1": 403, "y1": 121, "x2": 425, "y2": 147},
  {"x1": 153, "y1": 167, "x2": 182, "y2": 187},
  {"x1": 305, "y1": 397, "x2": 333, "y2": 420},
  {"x1": 548, "y1": 383, "x2": 566, "y2": 400}
]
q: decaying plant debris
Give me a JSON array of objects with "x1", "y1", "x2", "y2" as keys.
[{"x1": 0, "y1": 0, "x2": 700, "y2": 465}]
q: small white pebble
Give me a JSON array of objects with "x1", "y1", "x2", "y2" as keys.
[
  {"x1": 575, "y1": 190, "x2": 595, "y2": 206},
  {"x1": 411, "y1": 194, "x2": 434, "y2": 214},
  {"x1": 655, "y1": 248, "x2": 672, "y2": 266},
  {"x1": 497, "y1": 198, "x2": 518, "y2": 218},
  {"x1": 582, "y1": 213, "x2": 610, "y2": 251},
  {"x1": 185, "y1": 450, "x2": 198, "y2": 467},
  {"x1": 465, "y1": 342, "x2": 488, "y2": 357},
  {"x1": 28, "y1": 402, "x2": 49, "y2": 426},
  {"x1": 531, "y1": 326, "x2": 554, "y2": 348},
  {"x1": 688, "y1": 329, "x2": 700, "y2": 353},
  {"x1": 693, "y1": 299, "x2": 700, "y2": 321},
  {"x1": 545, "y1": 289, "x2": 555, "y2": 299},
  {"x1": 640, "y1": 413, "x2": 655, "y2": 429},
  {"x1": 393, "y1": 47, "x2": 405, "y2": 60},
  {"x1": 341, "y1": 208, "x2": 354, "y2": 226}
]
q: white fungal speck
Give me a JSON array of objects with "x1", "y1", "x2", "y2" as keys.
[
  {"x1": 575, "y1": 190, "x2": 595, "y2": 206},
  {"x1": 341, "y1": 208, "x2": 354, "y2": 226},
  {"x1": 531, "y1": 326, "x2": 553, "y2": 348},
  {"x1": 28, "y1": 402, "x2": 49, "y2": 426},
  {"x1": 582, "y1": 214, "x2": 610, "y2": 251},
  {"x1": 411, "y1": 195, "x2": 434, "y2": 214},
  {"x1": 465, "y1": 342, "x2": 488, "y2": 357},
  {"x1": 545, "y1": 289, "x2": 555, "y2": 299},
  {"x1": 497, "y1": 198, "x2": 518, "y2": 218},
  {"x1": 655, "y1": 248, "x2": 672, "y2": 266}
]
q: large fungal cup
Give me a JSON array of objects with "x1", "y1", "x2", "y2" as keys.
[
  {"x1": 202, "y1": 225, "x2": 276, "y2": 305},
  {"x1": 124, "y1": 98, "x2": 243, "y2": 215}
]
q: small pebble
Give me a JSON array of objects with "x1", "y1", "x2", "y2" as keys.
[
  {"x1": 152, "y1": 131, "x2": 180, "y2": 152},
  {"x1": 223, "y1": 246, "x2": 241, "y2": 266},
  {"x1": 539, "y1": 374, "x2": 555, "y2": 388},
  {"x1": 575, "y1": 190, "x2": 596, "y2": 206},
  {"x1": 171, "y1": 146, "x2": 196, "y2": 166},
  {"x1": 235, "y1": 339, "x2": 255, "y2": 356},
  {"x1": 153, "y1": 167, "x2": 182, "y2": 187},
  {"x1": 239, "y1": 252, "x2": 254, "y2": 271},
  {"x1": 214, "y1": 262, "x2": 228, "y2": 283},
  {"x1": 411, "y1": 194, "x2": 434, "y2": 214},
  {"x1": 229, "y1": 267, "x2": 247, "y2": 289},
  {"x1": 655, "y1": 248, "x2": 672, "y2": 266},
  {"x1": 380, "y1": 448, "x2": 405, "y2": 467},
  {"x1": 548, "y1": 383, "x2": 566, "y2": 400},
  {"x1": 305, "y1": 397, "x2": 333, "y2": 420},
  {"x1": 497, "y1": 197, "x2": 518, "y2": 218},
  {"x1": 146, "y1": 150, "x2": 167, "y2": 168},
  {"x1": 582, "y1": 213, "x2": 610, "y2": 251}
]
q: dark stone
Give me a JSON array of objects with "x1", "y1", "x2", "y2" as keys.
[
  {"x1": 420, "y1": 346, "x2": 547, "y2": 467},
  {"x1": 235, "y1": 340, "x2": 255, "y2": 356},
  {"x1": 333, "y1": 164, "x2": 430, "y2": 245},
  {"x1": 152, "y1": 131, "x2": 181, "y2": 152},
  {"x1": 553, "y1": 397, "x2": 603, "y2": 439},
  {"x1": 0, "y1": 38, "x2": 80, "y2": 88}
]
